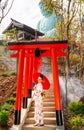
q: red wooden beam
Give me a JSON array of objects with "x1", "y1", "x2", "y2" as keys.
[
  {"x1": 10, "y1": 52, "x2": 19, "y2": 58},
  {"x1": 8, "y1": 41, "x2": 68, "y2": 50},
  {"x1": 8, "y1": 44, "x2": 67, "y2": 50},
  {"x1": 10, "y1": 48, "x2": 67, "y2": 58}
]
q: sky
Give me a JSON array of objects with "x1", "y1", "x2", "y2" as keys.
[{"x1": 0, "y1": 0, "x2": 43, "y2": 35}]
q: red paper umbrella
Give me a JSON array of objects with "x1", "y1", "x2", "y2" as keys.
[{"x1": 33, "y1": 72, "x2": 50, "y2": 90}]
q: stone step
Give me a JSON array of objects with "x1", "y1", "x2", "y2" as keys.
[
  {"x1": 31, "y1": 102, "x2": 55, "y2": 107},
  {"x1": 22, "y1": 124, "x2": 56, "y2": 130},
  {"x1": 31, "y1": 95, "x2": 54, "y2": 100},
  {"x1": 43, "y1": 98, "x2": 54, "y2": 102},
  {"x1": 28, "y1": 111, "x2": 56, "y2": 118},
  {"x1": 30, "y1": 107, "x2": 55, "y2": 112},
  {"x1": 31, "y1": 97, "x2": 54, "y2": 102},
  {"x1": 22, "y1": 86, "x2": 57, "y2": 130},
  {"x1": 45, "y1": 92, "x2": 54, "y2": 94},
  {"x1": 45, "y1": 95, "x2": 54, "y2": 98},
  {"x1": 44, "y1": 102, "x2": 55, "y2": 105},
  {"x1": 25, "y1": 117, "x2": 56, "y2": 124},
  {"x1": 46, "y1": 92, "x2": 54, "y2": 94}
]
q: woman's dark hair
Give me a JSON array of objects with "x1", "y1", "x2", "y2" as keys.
[{"x1": 39, "y1": 74, "x2": 44, "y2": 80}]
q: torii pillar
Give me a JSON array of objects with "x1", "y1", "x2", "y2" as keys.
[
  {"x1": 51, "y1": 48, "x2": 62, "y2": 125},
  {"x1": 8, "y1": 40, "x2": 68, "y2": 126}
]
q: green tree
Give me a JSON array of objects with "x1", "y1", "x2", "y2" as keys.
[
  {"x1": 40, "y1": 0, "x2": 84, "y2": 105},
  {"x1": 5, "y1": 28, "x2": 17, "y2": 41}
]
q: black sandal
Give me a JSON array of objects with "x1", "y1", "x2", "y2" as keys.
[{"x1": 39, "y1": 124, "x2": 44, "y2": 126}]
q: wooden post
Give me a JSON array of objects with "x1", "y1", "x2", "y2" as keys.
[
  {"x1": 28, "y1": 57, "x2": 33, "y2": 98},
  {"x1": 51, "y1": 48, "x2": 63, "y2": 126},
  {"x1": 14, "y1": 49, "x2": 24, "y2": 125},
  {"x1": 23, "y1": 57, "x2": 29, "y2": 108}
]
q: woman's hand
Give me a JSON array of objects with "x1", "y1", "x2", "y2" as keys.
[{"x1": 33, "y1": 85, "x2": 37, "y2": 90}]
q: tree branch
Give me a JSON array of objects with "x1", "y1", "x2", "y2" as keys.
[{"x1": 0, "y1": 0, "x2": 14, "y2": 24}]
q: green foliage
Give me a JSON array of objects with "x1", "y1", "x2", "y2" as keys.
[
  {"x1": 0, "y1": 110, "x2": 9, "y2": 126},
  {"x1": 0, "y1": 40, "x2": 4, "y2": 45},
  {"x1": 1, "y1": 72, "x2": 8, "y2": 77},
  {"x1": 58, "y1": 57, "x2": 65, "y2": 65},
  {"x1": 43, "y1": 3, "x2": 53, "y2": 14},
  {"x1": 68, "y1": 101, "x2": 84, "y2": 130},
  {"x1": 41, "y1": 0, "x2": 60, "y2": 14},
  {"x1": 55, "y1": 20, "x2": 66, "y2": 40},
  {"x1": 0, "y1": 40, "x2": 8, "y2": 46},
  {"x1": 69, "y1": 116, "x2": 84, "y2": 130},
  {"x1": 68, "y1": 101, "x2": 84, "y2": 116},
  {"x1": 10, "y1": 71, "x2": 17, "y2": 75},
  {"x1": 69, "y1": 53, "x2": 80, "y2": 63},
  {"x1": 1, "y1": 103, "x2": 14, "y2": 112},
  {"x1": 6, "y1": 97, "x2": 15, "y2": 105},
  {"x1": 3, "y1": 40, "x2": 8, "y2": 46},
  {"x1": 5, "y1": 28, "x2": 17, "y2": 41},
  {"x1": 12, "y1": 91, "x2": 16, "y2": 97}
]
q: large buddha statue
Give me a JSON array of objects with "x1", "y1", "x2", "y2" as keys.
[{"x1": 37, "y1": 1, "x2": 60, "y2": 38}]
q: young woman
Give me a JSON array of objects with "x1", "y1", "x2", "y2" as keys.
[{"x1": 32, "y1": 74, "x2": 44, "y2": 126}]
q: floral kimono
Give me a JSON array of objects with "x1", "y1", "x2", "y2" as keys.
[{"x1": 33, "y1": 83, "x2": 44, "y2": 124}]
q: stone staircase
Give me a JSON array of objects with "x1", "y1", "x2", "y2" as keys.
[{"x1": 22, "y1": 86, "x2": 56, "y2": 130}]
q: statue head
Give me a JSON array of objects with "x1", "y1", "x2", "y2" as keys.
[{"x1": 39, "y1": 1, "x2": 53, "y2": 17}]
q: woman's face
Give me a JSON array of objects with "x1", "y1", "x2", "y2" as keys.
[{"x1": 38, "y1": 76, "x2": 43, "y2": 83}]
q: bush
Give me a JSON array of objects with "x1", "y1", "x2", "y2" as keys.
[
  {"x1": 1, "y1": 72, "x2": 8, "y2": 77},
  {"x1": 69, "y1": 116, "x2": 84, "y2": 130},
  {"x1": 1, "y1": 103, "x2": 14, "y2": 112},
  {"x1": 12, "y1": 91, "x2": 16, "y2": 97},
  {"x1": 0, "y1": 110, "x2": 9, "y2": 126},
  {"x1": 68, "y1": 101, "x2": 84, "y2": 116},
  {"x1": 6, "y1": 97, "x2": 15, "y2": 105},
  {"x1": 10, "y1": 71, "x2": 17, "y2": 75},
  {"x1": 68, "y1": 101, "x2": 84, "y2": 130}
]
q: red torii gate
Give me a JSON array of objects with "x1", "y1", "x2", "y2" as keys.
[{"x1": 8, "y1": 40, "x2": 68, "y2": 126}]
